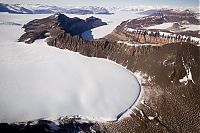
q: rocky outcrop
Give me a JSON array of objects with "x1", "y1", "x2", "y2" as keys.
[
  {"x1": 108, "y1": 29, "x2": 200, "y2": 45},
  {"x1": 0, "y1": 117, "x2": 107, "y2": 133},
  {"x1": 18, "y1": 13, "x2": 107, "y2": 43}
]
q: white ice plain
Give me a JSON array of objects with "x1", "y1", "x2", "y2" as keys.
[{"x1": 0, "y1": 13, "x2": 140, "y2": 123}]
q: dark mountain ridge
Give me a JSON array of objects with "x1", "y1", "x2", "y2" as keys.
[{"x1": 18, "y1": 13, "x2": 107, "y2": 43}]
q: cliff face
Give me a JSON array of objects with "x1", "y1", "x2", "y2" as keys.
[
  {"x1": 7, "y1": 13, "x2": 200, "y2": 132},
  {"x1": 108, "y1": 29, "x2": 200, "y2": 45}
]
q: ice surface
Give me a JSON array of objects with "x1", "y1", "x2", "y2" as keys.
[
  {"x1": 146, "y1": 22, "x2": 200, "y2": 32},
  {"x1": 0, "y1": 13, "x2": 140, "y2": 123},
  {"x1": 146, "y1": 22, "x2": 174, "y2": 29}
]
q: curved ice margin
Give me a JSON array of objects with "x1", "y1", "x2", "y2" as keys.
[{"x1": 89, "y1": 57, "x2": 142, "y2": 121}]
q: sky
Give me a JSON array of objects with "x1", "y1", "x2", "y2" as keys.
[{"x1": 0, "y1": 0, "x2": 199, "y2": 8}]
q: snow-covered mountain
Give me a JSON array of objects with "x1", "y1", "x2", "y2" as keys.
[
  {"x1": 107, "y1": 6, "x2": 144, "y2": 12},
  {"x1": 137, "y1": 8, "x2": 197, "y2": 15},
  {"x1": 0, "y1": 3, "x2": 111, "y2": 15}
]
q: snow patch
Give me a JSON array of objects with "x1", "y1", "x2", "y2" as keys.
[
  {"x1": 146, "y1": 22, "x2": 174, "y2": 30},
  {"x1": 147, "y1": 116, "x2": 155, "y2": 120},
  {"x1": 135, "y1": 107, "x2": 144, "y2": 117},
  {"x1": 117, "y1": 41, "x2": 161, "y2": 47},
  {"x1": 25, "y1": 38, "x2": 31, "y2": 42},
  {"x1": 179, "y1": 57, "x2": 195, "y2": 85},
  {"x1": 146, "y1": 22, "x2": 200, "y2": 32}
]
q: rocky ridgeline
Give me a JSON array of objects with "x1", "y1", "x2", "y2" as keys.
[
  {"x1": 107, "y1": 9, "x2": 200, "y2": 45},
  {"x1": 18, "y1": 13, "x2": 107, "y2": 43},
  {"x1": 4, "y1": 13, "x2": 200, "y2": 132},
  {"x1": 0, "y1": 117, "x2": 107, "y2": 133},
  {"x1": 121, "y1": 9, "x2": 200, "y2": 29},
  {"x1": 110, "y1": 28, "x2": 199, "y2": 45}
]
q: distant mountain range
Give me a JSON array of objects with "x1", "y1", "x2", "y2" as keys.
[
  {"x1": 1, "y1": 3, "x2": 198, "y2": 16},
  {"x1": 0, "y1": 3, "x2": 112, "y2": 15},
  {"x1": 137, "y1": 8, "x2": 197, "y2": 15}
]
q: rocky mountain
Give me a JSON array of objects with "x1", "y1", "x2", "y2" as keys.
[
  {"x1": 107, "y1": 9, "x2": 200, "y2": 45},
  {"x1": 138, "y1": 8, "x2": 197, "y2": 15},
  {"x1": 18, "y1": 13, "x2": 107, "y2": 43},
  {"x1": 80, "y1": 6, "x2": 112, "y2": 14},
  {"x1": 1, "y1": 13, "x2": 200, "y2": 133},
  {"x1": 0, "y1": 3, "x2": 112, "y2": 15}
]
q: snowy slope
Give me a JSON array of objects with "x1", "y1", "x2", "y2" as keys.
[{"x1": 0, "y1": 13, "x2": 140, "y2": 123}]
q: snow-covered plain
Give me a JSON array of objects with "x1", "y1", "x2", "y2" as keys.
[
  {"x1": 146, "y1": 22, "x2": 200, "y2": 32},
  {"x1": 0, "y1": 13, "x2": 140, "y2": 123},
  {"x1": 146, "y1": 22, "x2": 174, "y2": 30}
]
